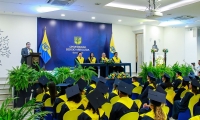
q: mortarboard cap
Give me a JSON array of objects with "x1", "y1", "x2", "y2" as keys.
[
  {"x1": 163, "y1": 73, "x2": 170, "y2": 79},
  {"x1": 195, "y1": 76, "x2": 200, "y2": 80},
  {"x1": 117, "y1": 81, "x2": 133, "y2": 95},
  {"x1": 148, "y1": 89, "x2": 166, "y2": 103},
  {"x1": 98, "y1": 76, "x2": 107, "y2": 83},
  {"x1": 156, "y1": 86, "x2": 167, "y2": 95},
  {"x1": 191, "y1": 79, "x2": 200, "y2": 87},
  {"x1": 114, "y1": 78, "x2": 121, "y2": 86},
  {"x1": 56, "y1": 83, "x2": 70, "y2": 87},
  {"x1": 183, "y1": 76, "x2": 191, "y2": 82},
  {"x1": 148, "y1": 72, "x2": 156, "y2": 81},
  {"x1": 96, "y1": 82, "x2": 108, "y2": 94},
  {"x1": 65, "y1": 84, "x2": 80, "y2": 99},
  {"x1": 38, "y1": 76, "x2": 49, "y2": 86},
  {"x1": 91, "y1": 76, "x2": 99, "y2": 83},
  {"x1": 76, "y1": 78, "x2": 88, "y2": 91},
  {"x1": 86, "y1": 89, "x2": 107, "y2": 110},
  {"x1": 64, "y1": 77, "x2": 75, "y2": 85}
]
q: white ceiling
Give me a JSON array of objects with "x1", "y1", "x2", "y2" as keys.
[{"x1": 0, "y1": 0, "x2": 200, "y2": 27}]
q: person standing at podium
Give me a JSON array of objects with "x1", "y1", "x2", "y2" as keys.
[
  {"x1": 112, "y1": 52, "x2": 123, "y2": 72},
  {"x1": 21, "y1": 42, "x2": 33, "y2": 64},
  {"x1": 75, "y1": 52, "x2": 85, "y2": 66}
]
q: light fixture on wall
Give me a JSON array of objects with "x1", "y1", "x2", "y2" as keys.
[{"x1": 91, "y1": 17, "x2": 96, "y2": 19}]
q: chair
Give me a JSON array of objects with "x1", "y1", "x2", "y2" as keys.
[
  {"x1": 35, "y1": 92, "x2": 45, "y2": 102},
  {"x1": 44, "y1": 98, "x2": 54, "y2": 120},
  {"x1": 120, "y1": 112, "x2": 139, "y2": 120},
  {"x1": 180, "y1": 89, "x2": 190, "y2": 98},
  {"x1": 131, "y1": 86, "x2": 143, "y2": 100},
  {"x1": 63, "y1": 109, "x2": 83, "y2": 120},
  {"x1": 133, "y1": 99, "x2": 142, "y2": 110},
  {"x1": 102, "y1": 103, "x2": 112, "y2": 119},
  {"x1": 110, "y1": 96, "x2": 120, "y2": 105},
  {"x1": 189, "y1": 115, "x2": 200, "y2": 120},
  {"x1": 166, "y1": 89, "x2": 176, "y2": 105},
  {"x1": 166, "y1": 100, "x2": 173, "y2": 117},
  {"x1": 178, "y1": 94, "x2": 200, "y2": 120},
  {"x1": 56, "y1": 102, "x2": 65, "y2": 118},
  {"x1": 162, "y1": 105, "x2": 169, "y2": 116}
]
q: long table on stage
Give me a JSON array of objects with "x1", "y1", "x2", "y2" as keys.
[{"x1": 81, "y1": 63, "x2": 132, "y2": 76}]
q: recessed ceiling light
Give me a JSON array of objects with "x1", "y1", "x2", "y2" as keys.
[
  {"x1": 185, "y1": 25, "x2": 189, "y2": 27},
  {"x1": 61, "y1": 14, "x2": 65, "y2": 17},
  {"x1": 36, "y1": 7, "x2": 60, "y2": 13},
  {"x1": 118, "y1": 20, "x2": 122, "y2": 22},
  {"x1": 159, "y1": 20, "x2": 183, "y2": 26}
]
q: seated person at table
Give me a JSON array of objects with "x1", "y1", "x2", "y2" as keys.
[
  {"x1": 108, "y1": 78, "x2": 120, "y2": 101},
  {"x1": 132, "y1": 76, "x2": 140, "y2": 88},
  {"x1": 99, "y1": 52, "x2": 108, "y2": 77},
  {"x1": 86, "y1": 52, "x2": 98, "y2": 74},
  {"x1": 59, "y1": 84, "x2": 84, "y2": 120},
  {"x1": 78, "y1": 89, "x2": 108, "y2": 120},
  {"x1": 86, "y1": 76, "x2": 98, "y2": 94},
  {"x1": 173, "y1": 76, "x2": 190, "y2": 101},
  {"x1": 160, "y1": 73, "x2": 173, "y2": 90},
  {"x1": 173, "y1": 71, "x2": 183, "y2": 91},
  {"x1": 109, "y1": 81, "x2": 139, "y2": 120},
  {"x1": 139, "y1": 89, "x2": 167, "y2": 120},
  {"x1": 112, "y1": 52, "x2": 124, "y2": 73},
  {"x1": 172, "y1": 79, "x2": 200, "y2": 119},
  {"x1": 138, "y1": 72, "x2": 156, "y2": 105},
  {"x1": 75, "y1": 52, "x2": 84, "y2": 66}
]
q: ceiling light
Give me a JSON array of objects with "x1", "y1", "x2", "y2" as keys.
[
  {"x1": 105, "y1": 2, "x2": 146, "y2": 11},
  {"x1": 159, "y1": 0, "x2": 200, "y2": 12},
  {"x1": 185, "y1": 25, "x2": 189, "y2": 27},
  {"x1": 91, "y1": 17, "x2": 95, "y2": 19},
  {"x1": 118, "y1": 20, "x2": 122, "y2": 22},
  {"x1": 36, "y1": 7, "x2": 60, "y2": 13},
  {"x1": 159, "y1": 20, "x2": 183, "y2": 26},
  {"x1": 61, "y1": 14, "x2": 65, "y2": 17}
]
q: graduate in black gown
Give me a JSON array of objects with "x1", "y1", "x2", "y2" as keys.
[
  {"x1": 112, "y1": 52, "x2": 124, "y2": 73},
  {"x1": 99, "y1": 52, "x2": 109, "y2": 77},
  {"x1": 173, "y1": 77, "x2": 190, "y2": 101},
  {"x1": 86, "y1": 52, "x2": 98, "y2": 74},
  {"x1": 160, "y1": 73, "x2": 173, "y2": 90},
  {"x1": 78, "y1": 89, "x2": 108, "y2": 120},
  {"x1": 173, "y1": 71, "x2": 183, "y2": 91},
  {"x1": 108, "y1": 78, "x2": 120, "y2": 101},
  {"x1": 139, "y1": 89, "x2": 167, "y2": 120},
  {"x1": 172, "y1": 79, "x2": 200, "y2": 119},
  {"x1": 96, "y1": 77, "x2": 109, "y2": 100},
  {"x1": 138, "y1": 72, "x2": 156, "y2": 105},
  {"x1": 59, "y1": 84, "x2": 84, "y2": 120},
  {"x1": 35, "y1": 76, "x2": 49, "y2": 102},
  {"x1": 86, "y1": 76, "x2": 98, "y2": 94},
  {"x1": 42, "y1": 81, "x2": 57, "y2": 105},
  {"x1": 109, "y1": 81, "x2": 139, "y2": 120},
  {"x1": 132, "y1": 76, "x2": 140, "y2": 88}
]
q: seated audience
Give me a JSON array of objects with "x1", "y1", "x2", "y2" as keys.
[{"x1": 173, "y1": 71, "x2": 183, "y2": 91}]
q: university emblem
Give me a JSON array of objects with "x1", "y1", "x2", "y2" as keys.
[
  {"x1": 42, "y1": 42, "x2": 50, "y2": 51},
  {"x1": 74, "y1": 36, "x2": 82, "y2": 45},
  {"x1": 110, "y1": 46, "x2": 116, "y2": 53}
]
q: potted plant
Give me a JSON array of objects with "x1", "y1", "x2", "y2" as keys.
[{"x1": 53, "y1": 67, "x2": 71, "y2": 84}]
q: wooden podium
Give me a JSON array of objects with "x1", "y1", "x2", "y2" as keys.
[{"x1": 26, "y1": 53, "x2": 41, "y2": 71}]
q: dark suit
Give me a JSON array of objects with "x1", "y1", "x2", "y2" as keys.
[{"x1": 21, "y1": 47, "x2": 33, "y2": 64}]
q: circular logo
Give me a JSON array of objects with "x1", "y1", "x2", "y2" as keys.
[
  {"x1": 110, "y1": 46, "x2": 116, "y2": 53},
  {"x1": 42, "y1": 43, "x2": 49, "y2": 51}
]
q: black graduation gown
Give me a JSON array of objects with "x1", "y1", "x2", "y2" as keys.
[
  {"x1": 78, "y1": 109, "x2": 108, "y2": 120},
  {"x1": 86, "y1": 84, "x2": 96, "y2": 94},
  {"x1": 138, "y1": 84, "x2": 155, "y2": 105},
  {"x1": 141, "y1": 82, "x2": 149, "y2": 93},
  {"x1": 112, "y1": 58, "x2": 123, "y2": 73},
  {"x1": 173, "y1": 87, "x2": 186, "y2": 101},
  {"x1": 160, "y1": 83, "x2": 167, "y2": 90},
  {"x1": 59, "y1": 102, "x2": 84, "y2": 120},
  {"x1": 173, "y1": 79, "x2": 182, "y2": 91},
  {"x1": 109, "y1": 97, "x2": 138, "y2": 120},
  {"x1": 108, "y1": 91, "x2": 118, "y2": 102},
  {"x1": 42, "y1": 93, "x2": 50, "y2": 102},
  {"x1": 140, "y1": 116, "x2": 154, "y2": 120},
  {"x1": 172, "y1": 92, "x2": 194, "y2": 119},
  {"x1": 99, "y1": 58, "x2": 107, "y2": 77}
]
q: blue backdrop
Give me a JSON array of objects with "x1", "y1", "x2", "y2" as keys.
[{"x1": 37, "y1": 18, "x2": 112, "y2": 70}]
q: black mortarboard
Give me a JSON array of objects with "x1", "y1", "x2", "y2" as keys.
[
  {"x1": 163, "y1": 73, "x2": 170, "y2": 79},
  {"x1": 191, "y1": 79, "x2": 200, "y2": 87},
  {"x1": 195, "y1": 76, "x2": 200, "y2": 80},
  {"x1": 91, "y1": 76, "x2": 98, "y2": 83},
  {"x1": 117, "y1": 80, "x2": 133, "y2": 95},
  {"x1": 56, "y1": 83, "x2": 70, "y2": 87},
  {"x1": 114, "y1": 78, "x2": 121, "y2": 86},
  {"x1": 148, "y1": 72, "x2": 156, "y2": 81},
  {"x1": 76, "y1": 78, "x2": 87, "y2": 91},
  {"x1": 183, "y1": 76, "x2": 191, "y2": 82},
  {"x1": 189, "y1": 74, "x2": 195, "y2": 79},
  {"x1": 156, "y1": 86, "x2": 167, "y2": 95},
  {"x1": 86, "y1": 89, "x2": 107, "y2": 110},
  {"x1": 98, "y1": 76, "x2": 107, "y2": 83},
  {"x1": 38, "y1": 76, "x2": 49, "y2": 86},
  {"x1": 65, "y1": 84, "x2": 80, "y2": 99},
  {"x1": 148, "y1": 89, "x2": 166, "y2": 103},
  {"x1": 64, "y1": 77, "x2": 75, "y2": 85},
  {"x1": 96, "y1": 81, "x2": 108, "y2": 94},
  {"x1": 176, "y1": 71, "x2": 182, "y2": 76}
]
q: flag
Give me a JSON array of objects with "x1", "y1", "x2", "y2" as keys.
[
  {"x1": 39, "y1": 29, "x2": 51, "y2": 64},
  {"x1": 109, "y1": 34, "x2": 116, "y2": 58}
]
